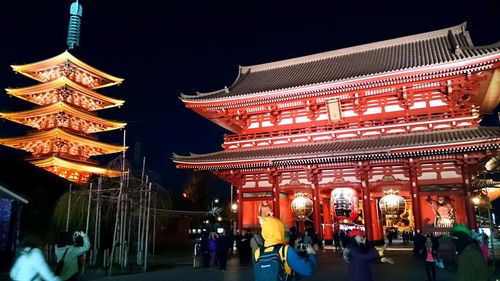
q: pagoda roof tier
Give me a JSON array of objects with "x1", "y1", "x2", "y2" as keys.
[
  {"x1": 173, "y1": 127, "x2": 500, "y2": 169},
  {"x1": 31, "y1": 156, "x2": 122, "y2": 182},
  {"x1": 0, "y1": 128, "x2": 126, "y2": 156},
  {"x1": 11, "y1": 51, "x2": 124, "y2": 89},
  {"x1": 181, "y1": 23, "x2": 500, "y2": 103},
  {"x1": 6, "y1": 77, "x2": 125, "y2": 111},
  {"x1": 0, "y1": 102, "x2": 126, "y2": 133}
]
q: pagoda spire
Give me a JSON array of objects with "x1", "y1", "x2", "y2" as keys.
[{"x1": 67, "y1": 0, "x2": 83, "y2": 50}]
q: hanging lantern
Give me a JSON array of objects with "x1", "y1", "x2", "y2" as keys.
[
  {"x1": 485, "y1": 188, "x2": 500, "y2": 202},
  {"x1": 291, "y1": 192, "x2": 313, "y2": 220},
  {"x1": 330, "y1": 188, "x2": 358, "y2": 220},
  {"x1": 379, "y1": 189, "x2": 406, "y2": 215}
]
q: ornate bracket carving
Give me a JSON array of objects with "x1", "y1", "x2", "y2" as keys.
[
  {"x1": 58, "y1": 86, "x2": 73, "y2": 101},
  {"x1": 305, "y1": 164, "x2": 321, "y2": 184},
  {"x1": 353, "y1": 94, "x2": 368, "y2": 115},
  {"x1": 306, "y1": 100, "x2": 319, "y2": 121}
]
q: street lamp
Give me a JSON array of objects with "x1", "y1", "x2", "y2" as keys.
[
  {"x1": 231, "y1": 203, "x2": 238, "y2": 212},
  {"x1": 472, "y1": 197, "x2": 480, "y2": 206}
]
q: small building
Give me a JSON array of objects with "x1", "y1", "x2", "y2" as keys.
[{"x1": 0, "y1": 182, "x2": 28, "y2": 268}]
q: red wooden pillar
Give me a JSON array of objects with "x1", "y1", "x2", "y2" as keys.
[
  {"x1": 312, "y1": 178, "x2": 322, "y2": 241},
  {"x1": 322, "y1": 199, "x2": 333, "y2": 241},
  {"x1": 272, "y1": 171, "x2": 281, "y2": 220},
  {"x1": 376, "y1": 198, "x2": 384, "y2": 240},
  {"x1": 370, "y1": 197, "x2": 383, "y2": 241},
  {"x1": 361, "y1": 167, "x2": 373, "y2": 241},
  {"x1": 461, "y1": 164, "x2": 477, "y2": 230},
  {"x1": 237, "y1": 183, "x2": 243, "y2": 235},
  {"x1": 409, "y1": 161, "x2": 422, "y2": 233}
]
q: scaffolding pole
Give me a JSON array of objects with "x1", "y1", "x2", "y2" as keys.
[
  {"x1": 152, "y1": 192, "x2": 157, "y2": 256},
  {"x1": 93, "y1": 178, "x2": 102, "y2": 266},
  {"x1": 108, "y1": 129, "x2": 126, "y2": 275},
  {"x1": 66, "y1": 184, "x2": 72, "y2": 232},
  {"x1": 144, "y1": 182, "x2": 152, "y2": 272},
  {"x1": 137, "y1": 157, "x2": 146, "y2": 265},
  {"x1": 83, "y1": 183, "x2": 92, "y2": 273}
]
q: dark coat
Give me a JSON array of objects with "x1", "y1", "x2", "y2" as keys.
[
  {"x1": 457, "y1": 244, "x2": 491, "y2": 281},
  {"x1": 216, "y1": 234, "x2": 231, "y2": 254},
  {"x1": 346, "y1": 241, "x2": 381, "y2": 281}
]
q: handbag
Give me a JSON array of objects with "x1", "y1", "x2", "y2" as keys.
[
  {"x1": 54, "y1": 248, "x2": 69, "y2": 276},
  {"x1": 434, "y1": 257, "x2": 444, "y2": 269}
]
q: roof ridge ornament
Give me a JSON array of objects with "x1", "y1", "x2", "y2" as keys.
[{"x1": 447, "y1": 30, "x2": 463, "y2": 57}]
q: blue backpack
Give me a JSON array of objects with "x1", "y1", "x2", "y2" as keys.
[{"x1": 253, "y1": 244, "x2": 289, "y2": 281}]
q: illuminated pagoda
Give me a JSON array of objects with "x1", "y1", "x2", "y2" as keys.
[
  {"x1": 0, "y1": 1, "x2": 126, "y2": 184},
  {"x1": 173, "y1": 23, "x2": 500, "y2": 242}
]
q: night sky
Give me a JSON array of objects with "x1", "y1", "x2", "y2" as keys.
[{"x1": 0, "y1": 0, "x2": 499, "y2": 195}]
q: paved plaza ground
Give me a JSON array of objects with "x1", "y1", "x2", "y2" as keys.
[
  {"x1": 80, "y1": 244, "x2": 497, "y2": 281},
  {"x1": 2, "y1": 242, "x2": 499, "y2": 281}
]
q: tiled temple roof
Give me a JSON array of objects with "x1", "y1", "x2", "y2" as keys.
[
  {"x1": 182, "y1": 23, "x2": 500, "y2": 101},
  {"x1": 172, "y1": 127, "x2": 500, "y2": 167}
]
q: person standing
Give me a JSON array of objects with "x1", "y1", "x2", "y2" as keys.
[
  {"x1": 420, "y1": 235, "x2": 437, "y2": 281},
  {"x1": 250, "y1": 202, "x2": 272, "y2": 262},
  {"x1": 309, "y1": 228, "x2": 320, "y2": 251},
  {"x1": 237, "y1": 229, "x2": 253, "y2": 264},
  {"x1": 480, "y1": 230, "x2": 489, "y2": 262},
  {"x1": 250, "y1": 230, "x2": 264, "y2": 265},
  {"x1": 207, "y1": 232, "x2": 218, "y2": 270},
  {"x1": 340, "y1": 230, "x2": 348, "y2": 253},
  {"x1": 387, "y1": 230, "x2": 393, "y2": 245},
  {"x1": 413, "y1": 230, "x2": 425, "y2": 257},
  {"x1": 200, "y1": 230, "x2": 210, "y2": 267},
  {"x1": 402, "y1": 231, "x2": 409, "y2": 245},
  {"x1": 216, "y1": 230, "x2": 231, "y2": 271},
  {"x1": 302, "y1": 229, "x2": 313, "y2": 246},
  {"x1": 450, "y1": 224, "x2": 492, "y2": 281},
  {"x1": 289, "y1": 226, "x2": 299, "y2": 248},
  {"x1": 10, "y1": 235, "x2": 60, "y2": 281},
  {"x1": 343, "y1": 229, "x2": 394, "y2": 281},
  {"x1": 55, "y1": 231, "x2": 90, "y2": 281},
  {"x1": 333, "y1": 231, "x2": 341, "y2": 252},
  {"x1": 253, "y1": 216, "x2": 316, "y2": 280}
]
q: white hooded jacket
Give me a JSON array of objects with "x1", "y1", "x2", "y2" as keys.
[{"x1": 10, "y1": 247, "x2": 60, "y2": 281}]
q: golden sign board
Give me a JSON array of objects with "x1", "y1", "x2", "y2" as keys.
[{"x1": 327, "y1": 99, "x2": 341, "y2": 122}]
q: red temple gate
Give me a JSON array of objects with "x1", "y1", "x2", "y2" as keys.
[{"x1": 174, "y1": 23, "x2": 500, "y2": 242}]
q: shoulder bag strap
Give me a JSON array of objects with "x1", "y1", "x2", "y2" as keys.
[
  {"x1": 280, "y1": 245, "x2": 287, "y2": 263},
  {"x1": 280, "y1": 245, "x2": 292, "y2": 277},
  {"x1": 61, "y1": 248, "x2": 69, "y2": 260}
]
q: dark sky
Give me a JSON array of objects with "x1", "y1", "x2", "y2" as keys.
[{"x1": 0, "y1": 0, "x2": 499, "y2": 194}]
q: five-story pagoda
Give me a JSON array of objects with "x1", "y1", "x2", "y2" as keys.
[{"x1": 0, "y1": 1, "x2": 127, "y2": 184}]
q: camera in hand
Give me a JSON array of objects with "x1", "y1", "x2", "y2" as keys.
[
  {"x1": 73, "y1": 231, "x2": 84, "y2": 247},
  {"x1": 295, "y1": 243, "x2": 309, "y2": 258}
]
